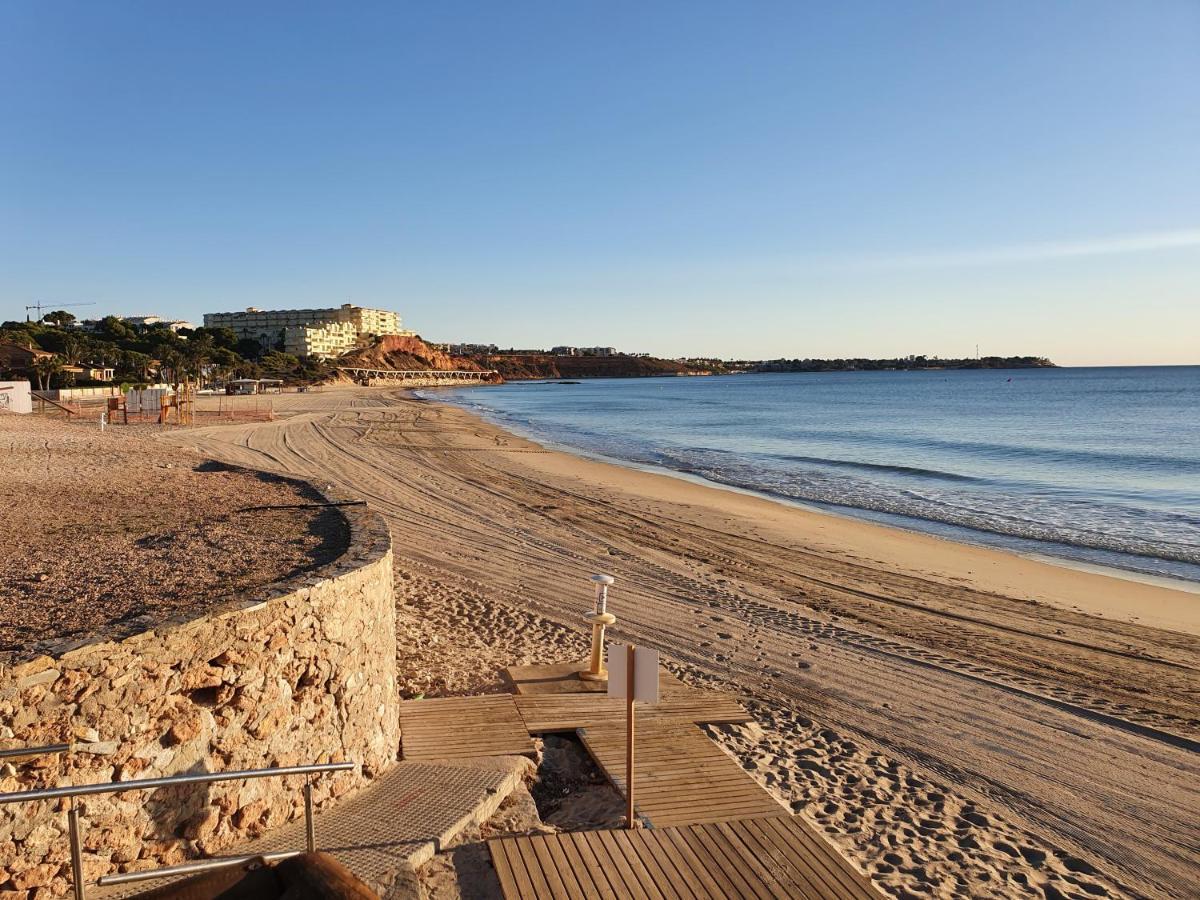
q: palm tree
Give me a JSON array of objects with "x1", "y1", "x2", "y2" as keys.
[
  {"x1": 157, "y1": 347, "x2": 187, "y2": 388},
  {"x1": 185, "y1": 335, "x2": 215, "y2": 385},
  {"x1": 58, "y1": 334, "x2": 82, "y2": 365},
  {"x1": 122, "y1": 350, "x2": 153, "y2": 381},
  {"x1": 32, "y1": 355, "x2": 64, "y2": 391}
]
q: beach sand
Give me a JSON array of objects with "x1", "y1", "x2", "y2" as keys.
[{"x1": 171, "y1": 387, "x2": 1200, "y2": 899}]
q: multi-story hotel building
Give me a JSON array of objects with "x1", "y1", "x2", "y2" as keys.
[
  {"x1": 282, "y1": 322, "x2": 359, "y2": 359},
  {"x1": 202, "y1": 304, "x2": 411, "y2": 357}
]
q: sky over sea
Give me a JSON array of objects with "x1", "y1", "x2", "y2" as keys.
[{"x1": 1, "y1": 1, "x2": 1197, "y2": 365}]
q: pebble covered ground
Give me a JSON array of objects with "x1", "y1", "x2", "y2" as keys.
[{"x1": 0, "y1": 414, "x2": 348, "y2": 662}]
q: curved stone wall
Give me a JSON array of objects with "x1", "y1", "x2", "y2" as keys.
[{"x1": 0, "y1": 496, "x2": 397, "y2": 897}]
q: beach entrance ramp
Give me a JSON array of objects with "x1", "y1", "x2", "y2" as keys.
[{"x1": 93, "y1": 761, "x2": 528, "y2": 899}]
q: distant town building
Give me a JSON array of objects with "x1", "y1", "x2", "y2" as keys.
[
  {"x1": 124, "y1": 315, "x2": 193, "y2": 330},
  {"x1": 203, "y1": 304, "x2": 412, "y2": 356},
  {"x1": 80, "y1": 316, "x2": 194, "y2": 333},
  {"x1": 77, "y1": 364, "x2": 115, "y2": 382},
  {"x1": 447, "y1": 343, "x2": 500, "y2": 356},
  {"x1": 551, "y1": 346, "x2": 617, "y2": 357}
]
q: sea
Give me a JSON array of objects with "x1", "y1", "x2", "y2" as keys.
[{"x1": 437, "y1": 367, "x2": 1200, "y2": 587}]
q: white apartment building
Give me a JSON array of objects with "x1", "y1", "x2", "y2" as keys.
[
  {"x1": 202, "y1": 304, "x2": 411, "y2": 356},
  {"x1": 283, "y1": 322, "x2": 359, "y2": 359}
]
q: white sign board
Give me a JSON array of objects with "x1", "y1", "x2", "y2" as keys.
[
  {"x1": 0, "y1": 381, "x2": 32, "y2": 415},
  {"x1": 607, "y1": 645, "x2": 660, "y2": 703}
]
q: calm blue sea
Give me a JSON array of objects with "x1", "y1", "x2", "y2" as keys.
[{"x1": 438, "y1": 367, "x2": 1200, "y2": 585}]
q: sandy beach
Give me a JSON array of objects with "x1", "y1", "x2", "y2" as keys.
[{"x1": 169, "y1": 386, "x2": 1200, "y2": 899}]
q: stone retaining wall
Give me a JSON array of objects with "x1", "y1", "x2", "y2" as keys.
[{"x1": 0, "y1": 496, "x2": 398, "y2": 898}]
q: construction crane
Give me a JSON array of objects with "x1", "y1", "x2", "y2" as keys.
[{"x1": 24, "y1": 300, "x2": 96, "y2": 323}]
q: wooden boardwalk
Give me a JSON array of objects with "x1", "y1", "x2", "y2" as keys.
[
  {"x1": 507, "y1": 663, "x2": 784, "y2": 826},
  {"x1": 400, "y1": 695, "x2": 536, "y2": 760},
  {"x1": 489, "y1": 817, "x2": 882, "y2": 899},
  {"x1": 579, "y1": 723, "x2": 787, "y2": 828},
  {"x1": 410, "y1": 664, "x2": 878, "y2": 897}
]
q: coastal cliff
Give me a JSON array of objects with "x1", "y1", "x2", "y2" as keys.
[{"x1": 337, "y1": 336, "x2": 486, "y2": 373}]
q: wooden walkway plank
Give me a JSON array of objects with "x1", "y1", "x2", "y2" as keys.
[
  {"x1": 576, "y1": 722, "x2": 788, "y2": 829},
  {"x1": 618, "y1": 830, "x2": 677, "y2": 900},
  {"x1": 490, "y1": 838, "x2": 530, "y2": 900},
  {"x1": 548, "y1": 834, "x2": 601, "y2": 900},
  {"x1": 762, "y1": 817, "x2": 877, "y2": 899},
  {"x1": 664, "y1": 826, "x2": 753, "y2": 900},
  {"x1": 688, "y1": 822, "x2": 775, "y2": 900},
  {"x1": 563, "y1": 831, "x2": 620, "y2": 900},
  {"x1": 595, "y1": 829, "x2": 654, "y2": 900},
  {"x1": 488, "y1": 818, "x2": 883, "y2": 900},
  {"x1": 629, "y1": 829, "x2": 700, "y2": 900},
  {"x1": 642, "y1": 828, "x2": 718, "y2": 900},
  {"x1": 529, "y1": 833, "x2": 577, "y2": 900},
  {"x1": 399, "y1": 695, "x2": 536, "y2": 761},
  {"x1": 730, "y1": 820, "x2": 822, "y2": 900},
  {"x1": 707, "y1": 822, "x2": 795, "y2": 900},
  {"x1": 515, "y1": 837, "x2": 556, "y2": 900},
  {"x1": 743, "y1": 818, "x2": 835, "y2": 898}
]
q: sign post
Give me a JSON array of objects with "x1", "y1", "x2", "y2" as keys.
[{"x1": 608, "y1": 643, "x2": 659, "y2": 829}]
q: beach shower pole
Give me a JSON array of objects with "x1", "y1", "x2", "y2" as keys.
[{"x1": 579, "y1": 574, "x2": 616, "y2": 682}]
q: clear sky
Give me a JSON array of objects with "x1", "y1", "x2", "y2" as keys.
[{"x1": 2, "y1": 2, "x2": 1197, "y2": 365}]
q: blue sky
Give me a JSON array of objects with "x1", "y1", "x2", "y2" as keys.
[{"x1": 2, "y1": 2, "x2": 1197, "y2": 365}]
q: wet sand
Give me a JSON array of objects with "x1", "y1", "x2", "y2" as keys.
[{"x1": 171, "y1": 387, "x2": 1200, "y2": 899}]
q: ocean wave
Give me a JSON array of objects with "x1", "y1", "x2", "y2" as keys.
[
  {"x1": 673, "y1": 458, "x2": 1200, "y2": 567},
  {"x1": 769, "y1": 453, "x2": 980, "y2": 483}
]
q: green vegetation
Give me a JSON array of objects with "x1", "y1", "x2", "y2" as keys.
[{"x1": 0, "y1": 314, "x2": 332, "y2": 388}]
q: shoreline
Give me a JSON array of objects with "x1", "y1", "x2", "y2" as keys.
[
  {"x1": 454, "y1": 393, "x2": 1200, "y2": 596},
  {"x1": 430, "y1": 389, "x2": 1200, "y2": 634}
]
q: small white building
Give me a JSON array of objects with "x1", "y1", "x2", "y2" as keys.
[{"x1": 0, "y1": 381, "x2": 32, "y2": 414}]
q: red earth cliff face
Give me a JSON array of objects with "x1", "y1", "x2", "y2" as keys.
[{"x1": 338, "y1": 336, "x2": 485, "y2": 373}]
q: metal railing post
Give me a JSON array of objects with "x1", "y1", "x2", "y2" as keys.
[
  {"x1": 304, "y1": 775, "x2": 316, "y2": 853},
  {"x1": 68, "y1": 798, "x2": 86, "y2": 900}
]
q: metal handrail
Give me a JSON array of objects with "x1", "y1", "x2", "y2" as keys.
[
  {"x1": 0, "y1": 742, "x2": 70, "y2": 761},
  {"x1": 98, "y1": 851, "x2": 300, "y2": 886},
  {"x1": 0, "y1": 761, "x2": 353, "y2": 804},
  {"x1": 0, "y1": 761, "x2": 354, "y2": 899}
]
